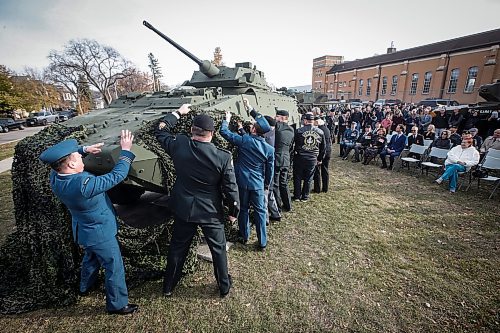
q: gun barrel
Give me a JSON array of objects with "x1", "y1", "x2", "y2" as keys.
[{"x1": 143, "y1": 20, "x2": 203, "y2": 66}]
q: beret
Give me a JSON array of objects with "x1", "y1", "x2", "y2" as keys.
[
  {"x1": 39, "y1": 139, "x2": 79, "y2": 164},
  {"x1": 250, "y1": 109, "x2": 271, "y2": 133}
]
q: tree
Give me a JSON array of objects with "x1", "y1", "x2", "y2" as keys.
[
  {"x1": 114, "y1": 67, "x2": 154, "y2": 96},
  {"x1": 147, "y1": 53, "x2": 163, "y2": 92},
  {"x1": 212, "y1": 47, "x2": 224, "y2": 66},
  {"x1": 0, "y1": 65, "x2": 20, "y2": 111},
  {"x1": 48, "y1": 39, "x2": 132, "y2": 106}
]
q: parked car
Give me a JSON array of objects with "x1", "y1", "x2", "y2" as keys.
[
  {"x1": 417, "y1": 99, "x2": 460, "y2": 108},
  {"x1": 0, "y1": 118, "x2": 25, "y2": 132},
  {"x1": 26, "y1": 111, "x2": 59, "y2": 126},
  {"x1": 57, "y1": 110, "x2": 77, "y2": 122},
  {"x1": 373, "y1": 99, "x2": 402, "y2": 108},
  {"x1": 350, "y1": 101, "x2": 363, "y2": 109}
]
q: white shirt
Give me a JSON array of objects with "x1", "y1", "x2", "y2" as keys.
[{"x1": 445, "y1": 145, "x2": 480, "y2": 170}]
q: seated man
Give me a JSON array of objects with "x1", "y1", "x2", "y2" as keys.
[
  {"x1": 449, "y1": 126, "x2": 462, "y2": 147},
  {"x1": 341, "y1": 122, "x2": 359, "y2": 159},
  {"x1": 380, "y1": 124, "x2": 406, "y2": 169},
  {"x1": 435, "y1": 133, "x2": 480, "y2": 193},
  {"x1": 480, "y1": 128, "x2": 500, "y2": 154},
  {"x1": 469, "y1": 128, "x2": 482, "y2": 150},
  {"x1": 353, "y1": 124, "x2": 373, "y2": 162},
  {"x1": 363, "y1": 128, "x2": 387, "y2": 165},
  {"x1": 407, "y1": 126, "x2": 425, "y2": 159}
]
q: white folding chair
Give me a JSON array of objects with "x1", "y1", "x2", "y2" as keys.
[
  {"x1": 466, "y1": 155, "x2": 500, "y2": 199},
  {"x1": 486, "y1": 149, "x2": 500, "y2": 158},
  {"x1": 424, "y1": 139, "x2": 433, "y2": 147},
  {"x1": 399, "y1": 144, "x2": 428, "y2": 172},
  {"x1": 421, "y1": 147, "x2": 450, "y2": 176}
]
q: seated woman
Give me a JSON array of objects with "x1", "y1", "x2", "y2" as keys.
[
  {"x1": 431, "y1": 130, "x2": 452, "y2": 149},
  {"x1": 435, "y1": 133, "x2": 479, "y2": 193},
  {"x1": 424, "y1": 124, "x2": 436, "y2": 141},
  {"x1": 363, "y1": 128, "x2": 387, "y2": 165},
  {"x1": 381, "y1": 114, "x2": 393, "y2": 133}
]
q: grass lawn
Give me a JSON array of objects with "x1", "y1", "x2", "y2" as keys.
[
  {"x1": 0, "y1": 141, "x2": 17, "y2": 161},
  {"x1": 0, "y1": 150, "x2": 498, "y2": 333}
]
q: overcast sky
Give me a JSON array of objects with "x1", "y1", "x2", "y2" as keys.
[{"x1": 1, "y1": 0, "x2": 499, "y2": 88}]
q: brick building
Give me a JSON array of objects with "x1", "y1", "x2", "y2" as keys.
[
  {"x1": 314, "y1": 28, "x2": 500, "y2": 104},
  {"x1": 312, "y1": 55, "x2": 343, "y2": 94}
]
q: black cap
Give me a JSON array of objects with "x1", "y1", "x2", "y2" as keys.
[
  {"x1": 314, "y1": 115, "x2": 320, "y2": 120},
  {"x1": 193, "y1": 114, "x2": 215, "y2": 131},
  {"x1": 264, "y1": 115, "x2": 277, "y2": 127},
  {"x1": 276, "y1": 109, "x2": 289, "y2": 117},
  {"x1": 303, "y1": 113, "x2": 314, "y2": 120}
]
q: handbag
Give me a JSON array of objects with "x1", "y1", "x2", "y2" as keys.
[{"x1": 472, "y1": 167, "x2": 489, "y2": 178}]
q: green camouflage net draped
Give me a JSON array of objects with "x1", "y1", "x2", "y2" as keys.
[{"x1": 0, "y1": 107, "x2": 241, "y2": 314}]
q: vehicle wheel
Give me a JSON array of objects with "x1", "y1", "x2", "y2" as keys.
[
  {"x1": 3, "y1": 127, "x2": 8, "y2": 133},
  {"x1": 42, "y1": 119, "x2": 48, "y2": 126},
  {"x1": 55, "y1": 118, "x2": 60, "y2": 123},
  {"x1": 19, "y1": 125, "x2": 25, "y2": 130},
  {"x1": 108, "y1": 184, "x2": 145, "y2": 205}
]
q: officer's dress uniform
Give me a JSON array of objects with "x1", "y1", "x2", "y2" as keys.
[
  {"x1": 155, "y1": 113, "x2": 239, "y2": 296},
  {"x1": 273, "y1": 117, "x2": 295, "y2": 211},
  {"x1": 293, "y1": 122, "x2": 325, "y2": 201},
  {"x1": 220, "y1": 115, "x2": 274, "y2": 249},
  {"x1": 41, "y1": 140, "x2": 135, "y2": 312}
]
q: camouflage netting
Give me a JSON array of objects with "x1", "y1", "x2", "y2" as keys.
[{"x1": 0, "y1": 107, "x2": 242, "y2": 314}]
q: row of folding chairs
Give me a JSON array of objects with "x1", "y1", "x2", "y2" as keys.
[{"x1": 465, "y1": 149, "x2": 500, "y2": 199}]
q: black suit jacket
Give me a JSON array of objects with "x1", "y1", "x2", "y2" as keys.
[
  {"x1": 407, "y1": 134, "x2": 424, "y2": 147},
  {"x1": 274, "y1": 121, "x2": 295, "y2": 168},
  {"x1": 155, "y1": 113, "x2": 239, "y2": 224}
]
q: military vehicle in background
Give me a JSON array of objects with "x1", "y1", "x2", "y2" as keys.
[
  {"x1": 468, "y1": 81, "x2": 500, "y2": 137},
  {"x1": 58, "y1": 21, "x2": 300, "y2": 209}
]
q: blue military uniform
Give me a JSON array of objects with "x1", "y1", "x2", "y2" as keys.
[
  {"x1": 40, "y1": 139, "x2": 135, "y2": 312},
  {"x1": 220, "y1": 113, "x2": 274, "y2": 249}
]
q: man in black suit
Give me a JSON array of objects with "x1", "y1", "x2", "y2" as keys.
[
  {"x1": 273, "y1": 109, "x2": 295, "y2": 212},
  {"x1": 406, "y1": 126, "x2": 425, "y2": 159},
  {"x1": 155, "y1": 104, "x2": 240, "y2": 298},
  {"x1": 313, "y1": 114, "x2": 332, "y2": 193}
]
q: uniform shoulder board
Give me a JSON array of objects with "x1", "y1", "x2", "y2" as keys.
[
  {"x1": 216, "y1": 147, "x2": 231, "y2": 155},
  {"x1": 83, "y1": 177, "x2": 91, "y2": 186}
]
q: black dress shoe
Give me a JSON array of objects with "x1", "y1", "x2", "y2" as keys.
[
  {"x1": 269, "y1": 216, "x2": 281, "y2": 222},
  {"x1": 380, "y1": 165, "x2": 387, "y2": 169},
  {"x1": 108, "y1": 304, "x2": 139, "y2": 315},
  {"x1": 220, "y1": 275, "x2": 232, "y2": 298}
]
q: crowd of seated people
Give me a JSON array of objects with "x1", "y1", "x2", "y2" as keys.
[{"x1": 322, "y1": 102, "x2": 500, "y2": 194}]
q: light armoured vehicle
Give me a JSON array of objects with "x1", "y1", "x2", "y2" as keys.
[{"x1": 60, "y1": 21, "x2": 300, "y2": 209}]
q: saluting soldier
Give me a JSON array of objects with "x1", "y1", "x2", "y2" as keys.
[
  {"x1": 39, "y1": 130, "x2": 138, "y2": 315},
  {"x1": 292, "y1": 112, "x2": 326, "y2": 201},
  {"x1": 155, "y1": 104, "x2": 239, "y2": 298}
]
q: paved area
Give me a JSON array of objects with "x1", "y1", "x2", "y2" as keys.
[
  {"x1": 0, "y1": 157, "x2": 13, "y2": 174},
  {"x1": 0, "y1": 125, "x2": 45, "y2": 144}
]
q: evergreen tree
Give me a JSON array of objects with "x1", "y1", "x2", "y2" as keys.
[
  {"x1": 77, "y1": 75, "x2": 92, "y2": 114},
  {"x1": 148, "y1": 53, "x2": 163, "y2": 92}
]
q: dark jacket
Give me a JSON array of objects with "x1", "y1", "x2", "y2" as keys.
[
  {"x1": 388, "y1": 133, "x2": 407, "y2": 153},
  {"x1": 294, "y1": 124, "x2": 326, "y2": 162},
  {"x1": 448, "y1": 113, "x2": 464, "y2": 128},
  {"x1": 50, "y1": 149, "x2": 135, "y2": 246},
  {"x1": 274, "y1": 121, "x2": 295, "y2": 168},
  {"x1": 449, "y1": 133, "x2": 462, "y2": 147},
  {"x1": 407, "y1": 133, "x2": 424, "y2": 148},
  {"x1": 156, "y1": 113, "x2": 240, "y2": 223},
  {"x1": 318, "y1": 123, "x2": 332, "y2": 154},
  {"x1": 431, "y1": 138, "x2": 451, "y2": 149},
  {"x1": 432, "y1": 113, "x2": 448, "y2": 129}
]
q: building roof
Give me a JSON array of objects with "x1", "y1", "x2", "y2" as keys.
[{"x1": 327, "y1": 28, "x2": 500, "y2": 74}]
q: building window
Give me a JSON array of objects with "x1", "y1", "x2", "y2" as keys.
[
  {"x1": 447, "y1": 69, "x2": 460, "y2": 93},
  {"x1": 390, "y1": 75, "x2": 398, "y2": 95},
  {"x1": 343, "y1": 81, "x2": 347, "y2": 87},
  {"x1": 381, "y1": 76, "x2": 387, "y2": 95},
  {"x1": 464, "y1": 66, "x2": 478, "y2": 93},
  {"x1": 358, "y1": 79, "x2": 363, "y2": 96},
  {"x1": 410, "y1": 73, "x2": 419, "y2": 95},
  {"x1": 422, "y1": 72, "x2": 432, "y2": 94},
  {"x1": 366, "y1": 78, "x2": 372, "y2": 96}
]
